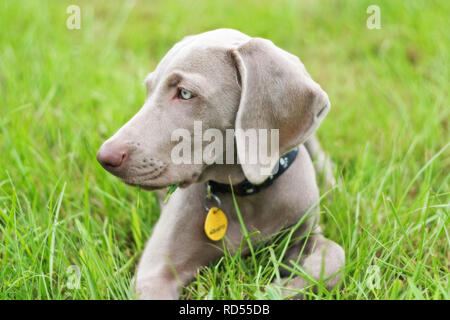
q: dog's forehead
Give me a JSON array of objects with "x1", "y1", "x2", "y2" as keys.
[
  {"x1": 152, "y1": 29, "x2": 250, "y2": 77},
  {"x1": 187, "y1": 28, "x2": 251, "y2": 47}
]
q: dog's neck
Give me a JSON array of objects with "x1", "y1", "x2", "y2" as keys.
[{"x1": 198, "y1": 148, "x2": 299, "y2": 196}]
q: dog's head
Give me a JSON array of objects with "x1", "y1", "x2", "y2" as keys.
[{"x1": 97, "y1": 29, "x2": 330, "y2": 190}]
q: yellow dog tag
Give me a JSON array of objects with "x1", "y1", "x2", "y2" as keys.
[{"x1": 204, "y1": 207, "x2": 228, "y2": 241}]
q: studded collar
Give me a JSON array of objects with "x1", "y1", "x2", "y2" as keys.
[{"x1": 207, "y1": 147, "x2": 299, "y2": 196}]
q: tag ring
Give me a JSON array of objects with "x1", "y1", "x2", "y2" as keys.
[{"x1": 204, "y1": 193, "x2": 221, "y2": 211}]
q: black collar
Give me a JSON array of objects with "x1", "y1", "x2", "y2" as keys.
[{"x1": 208, "y1": 147, "x2": 299, "y2": 196}]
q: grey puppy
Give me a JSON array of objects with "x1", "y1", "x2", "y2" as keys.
[{"x1": 97, "y1": 29, "x2": 344, "y2": 299}]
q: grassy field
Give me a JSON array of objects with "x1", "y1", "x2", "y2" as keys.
[{"x1": 0, "y1": 0, "x2": 448, "y2": 300}]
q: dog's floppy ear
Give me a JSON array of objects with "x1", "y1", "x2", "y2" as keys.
[{"x1": 230, "y1": 38, "x2": 331, "y2": 184}]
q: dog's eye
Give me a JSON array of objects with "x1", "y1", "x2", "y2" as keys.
[{"x1": 178, "y1": 89, "x2": 195, "y2": 100}]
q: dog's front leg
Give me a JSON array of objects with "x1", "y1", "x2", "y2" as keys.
[
  {"x1": 275, "y1": 233, "x2": 345, "y2": 298},
  {"x1": 135, "y1": 190, "x2": 224, "y2": 300}
]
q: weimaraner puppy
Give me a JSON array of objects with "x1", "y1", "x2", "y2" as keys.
[{"x1": 97, "y1": 29, "x2": 344, "y2": 299}]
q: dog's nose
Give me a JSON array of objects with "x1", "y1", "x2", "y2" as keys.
[{"x1": 96, "y1": 141, "x2": 128, "y2": 169}]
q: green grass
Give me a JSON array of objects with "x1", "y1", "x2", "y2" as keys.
[{"x1": 0, "y1": 0, "x2": 448, "y2": 300}]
